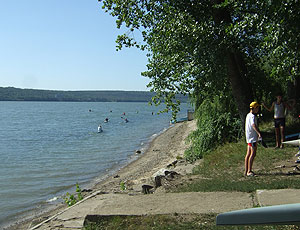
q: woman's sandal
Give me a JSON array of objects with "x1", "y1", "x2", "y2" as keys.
[{"x1": 246, "y1": 171, "x2": 256, "y2": 177}]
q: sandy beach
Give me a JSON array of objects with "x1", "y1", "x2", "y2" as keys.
[
  {"x1": 92, "y1": 119, "x2": 197, "y2": 194},
  {"x1": 7, "y1": 120, "x2": 197, "y2": 230}
]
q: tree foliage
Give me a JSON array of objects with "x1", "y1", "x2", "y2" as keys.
[
  {"x1": 99, "y1": 0, "x2": 300, "y2": 158},
  {"x1": 100, "y1": 0, "x2": 299, "y2": 110}
]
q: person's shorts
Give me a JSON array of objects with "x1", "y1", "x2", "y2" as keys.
[
  {"x1": 248, "y1": 142, "x2": 257, "y2": 147},
  {"x1": 274, "y1": 118, "x2": 285, "y2": 128}
]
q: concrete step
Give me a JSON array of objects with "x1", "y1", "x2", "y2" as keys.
[
  {"x1": 31, "y1": 191, "x2": 253, "y2": 229},
  {"x1": 30, "y1": 189, "x2": 300, "y2": 229}
]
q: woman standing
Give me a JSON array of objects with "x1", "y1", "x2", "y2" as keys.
[{"x1": 262, "y1": 93, "x2": 295, "y2": 148}]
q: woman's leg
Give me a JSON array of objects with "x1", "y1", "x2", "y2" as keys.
[
  {"x1": 280, "y1": 125, "x2": 285, "y2": 148},
  {"x1": 275, "y1": 127, "x2": 280, "y2": 148},
  {"x1": 244, "y1": 145, "x2": 251, "y2": 175},
  {"x1": 248, "y1": 145, "x2": 257, "y2": 173}
]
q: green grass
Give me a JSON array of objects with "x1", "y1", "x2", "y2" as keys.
[
  {"x1": 175, "y1": 117, "x2": 300, "y2": 194},
  {"x1": 176, "y1": 138, "x2": 300, "y2": 193},
  {"x1": 83, "y1": 214, "x2": 300, "y2": 230},
  {"x1": 84, "y1": 214, "x2": 215, "y2": 230}
]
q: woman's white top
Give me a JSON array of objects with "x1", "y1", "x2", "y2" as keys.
[{"x1": 274, "y1": 102, "x2": 285, "y2": 119}]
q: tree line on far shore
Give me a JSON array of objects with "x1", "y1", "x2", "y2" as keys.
[{"x1": 0, "y1": 87, "x2": 189, "y2": 103}]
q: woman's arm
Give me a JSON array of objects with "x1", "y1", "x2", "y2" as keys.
[{"x1": 262, "y1": 102, "x2": 274, "y2": 112}]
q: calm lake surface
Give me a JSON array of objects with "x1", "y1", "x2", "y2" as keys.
[{"x1": 0, "y1": 101, "x2": 190, "y2": 228}]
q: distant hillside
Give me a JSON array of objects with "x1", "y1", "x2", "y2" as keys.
[{"x1": 0, "y1": 87, "x2": 189, "y2": 103}]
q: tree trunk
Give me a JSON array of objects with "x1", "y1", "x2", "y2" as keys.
[
  {"x1": 211, "y1": 0, "x2": 254, "y2": 126},
  {"x1": 172, "y1": 0, "x2": 255, "y2": 125},
  {"x1": 226, "y1": 51, "x2": 254, "y2": 125},
  {"x1": 287, "y1": 76, "x2": 300, "y2": 116}
]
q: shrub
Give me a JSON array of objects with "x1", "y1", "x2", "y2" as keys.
[
  {"x1": 64, "y1": 183, "x2": 83, "y2": 206},
  {"x1": 185, "y1": 96, "x2": 242, "y2": 161}
]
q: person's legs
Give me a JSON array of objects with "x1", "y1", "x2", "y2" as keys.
[
  {"x1": 279, "y1": 118, "x2": 286, "y2": 148},
  {"x1": 275, "y1": 127, "x2": 280, "y2": 148},
  {"x1": 280, "y1": 125, "x2": 285, "y2": 148},
  {"x1": 245, "y1": 144, "x2": 257, "y2": 175},
  {"x1": 244, "y1": 145, "x2": 251, "y2": 175},
  {"x1": 248, "y1": 145, "x2": 257, "y2": 173}
]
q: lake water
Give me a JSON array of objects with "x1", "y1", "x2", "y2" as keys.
[{"x1": 0, "y1": 101, "x2": 190, "y2": 228}]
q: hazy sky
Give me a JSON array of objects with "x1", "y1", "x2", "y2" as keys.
[{"x1": 0, "y1": 0, "x2": 150, "y2": 91}]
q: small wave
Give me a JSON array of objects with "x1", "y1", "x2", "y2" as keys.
[
  {"x1": 162, "y1": 127, "x2": 169, "y2": 132},
  {"x1": 151, "y1": 133, "x2": 158, "y2": 138},
  {"x1": 46, "y1": 196, "x2": 59, "y2": 203}
]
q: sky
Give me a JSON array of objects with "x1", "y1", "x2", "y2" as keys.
[{"x1": 0, "y1": 0, "x2": 150, "y2": 91}]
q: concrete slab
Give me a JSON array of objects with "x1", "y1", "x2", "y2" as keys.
[
  {"x1": 90, "y1": 192, "x2": 253, "y2": 215},
  {"x1": 257, "y1": 189, "x2": 300, "y2": 207},
  {"x1": 31, "y1": 192, "x2": 253, "y2": 229}
]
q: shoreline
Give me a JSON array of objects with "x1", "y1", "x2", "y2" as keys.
[
  {"x1": 6, "y1": 120, "x2": 197, "y2": 230},
  {"x1": 86, "y1": 124, "x2": 171, "y2": 190}
]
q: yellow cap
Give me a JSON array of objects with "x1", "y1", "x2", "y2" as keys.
[{"x1": 250, "y1": 101, "x2": 260, "y2": 109}]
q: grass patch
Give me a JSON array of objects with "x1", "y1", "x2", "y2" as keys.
[
  {"x1": 176, "y1": 138, "x2": 300, "y2": 193},
  {"x1": 83, "y1": 214, "x2": 216, "y2": 230},
  {"x1": 175, "y1": 115, "x2": 300, "y2": 193},
  {"x1": 83, "y1": 214, "x2": 300, "y2": 230},
  {"x1": 177, "y1": 176, "x2": 300, "y2": 193}
]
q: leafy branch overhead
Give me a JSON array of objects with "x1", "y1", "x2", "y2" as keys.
[{"x1": 99, "y1": 0, "x2": 299, "y2": 120}]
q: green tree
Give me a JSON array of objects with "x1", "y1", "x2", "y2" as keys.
[{"x1": 99, "y1": 0, "x2": 299, "y2": 125}]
